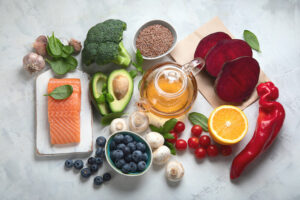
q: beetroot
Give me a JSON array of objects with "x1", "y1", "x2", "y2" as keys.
[
  {"x1": 194, "y1": 32, "x2": 231, "y2": 60},
  {"x1": 205, "y1": 39, "x2": 253, "y2": 77},
  {"x1": 215, "y1": 56, "x2": 260, "y2": 103}
]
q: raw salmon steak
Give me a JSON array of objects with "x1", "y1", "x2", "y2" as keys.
[{"x1": 47, "y1": 78, "x2": 81, "y2": 144}]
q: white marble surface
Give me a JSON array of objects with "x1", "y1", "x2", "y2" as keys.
[{"x1": 0, "y1": 0, "x2": 300, "y2": 199}]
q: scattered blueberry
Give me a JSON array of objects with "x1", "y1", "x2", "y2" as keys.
[
  {"x1": 65, "y1": 160, "x2": 73, "y2": 168},
  {"x1": 117, "y1": 143, "x2": 127, "y2": 152},
  {"x1": 96, "y1": 136, "x2": 106, "y2": 147},
  {"x1": 115, "y1": 159, "x2": 126, "y2": 169},
  {"x1": 110, "y1": 141, "x2": 117, "y2": 150},
  {"x1": 121, "y1": 163, "x2": 130, "y2": 174},
  {"x1": 87, "y1": 157, "x2": 96, "y2": 165},
  {"x1": 123, "y1": 135, "x2": 133, "y2": 144},
  {"x1": 127, "y1": 142, "x2": 136, "y2": 152},
  {"x1": 103, "y1": 173, "x2": 111, "y2": 182},
  {"x1": 94, "y1": 176, "x2": 103, "y2": 185},
  {"x1": 95, "y1": 157, "x2": 103, "y2": 166},
  {"x1": 112, "y1": 150, "x2": 124, "y2": 161},
  {"x1": 129, "y1": 162, "x2": 137, "y2": 173},
  {"x1": 137, "y1": 161, "x2": 147, "y2": 171},
  {"x1": 141, "y1": 152, "x2": 148, "y2": 162},
  {"x1": 123, "y1": 146, "x2": 131, "y2": 155},
  {"x1": 95, "y1": 147, "x2": 105, "y2": 157},
  {"x1": 113, "y1": 134, "x2": 124, "y2": 144},
  {"x1": 136, "y1": 142, "x2": 146, "y2": 152},
  {"x1": 81, "y1": 168, "x2": 91, "y2": 178},
  {"x1": 74, "y1": 160, "x2": 84, "y2": 170},
  {"x1": 132, "y1": 150, "x2": 143, "y2": 162},
  {"x1": 90, "y1": 164, "x2": 99, "y2": 173},
  {"x1": 125, "y1": 154, "x2": 132, "y2": 162}
]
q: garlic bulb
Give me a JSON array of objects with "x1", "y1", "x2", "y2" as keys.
[
  {"x1": 165, "y1": 160, "x2": 184, "y2": 182},
  {"x1": 129, "y1": 111, "x2": 149, "y2": 133},
  {"x1": 110, "y1": 118, "x2": 128, "y2": 133},
  {"x1": 144, "y1": 132, "x2": 164, "y2": 149},
  {"x1": 153, "y1": 145, "x2": 171, "y2": 165},
  {"x1": 69, "y1": 38, "x2": 82, "y2": 54},
  {"x1": 33, "y1": 35, "x2": 48, "y2": 56},
  {"x1": 23, "y1": 52, "x2": 45, "y2": 73}
]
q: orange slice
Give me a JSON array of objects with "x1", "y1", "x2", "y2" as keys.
[{"x1": 208, "y1": 105, "x2": 248, "y2": 145}]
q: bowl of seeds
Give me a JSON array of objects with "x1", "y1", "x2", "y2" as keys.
[{"x1": 133, "y1": 20, "x2": 177, "y2": 60}]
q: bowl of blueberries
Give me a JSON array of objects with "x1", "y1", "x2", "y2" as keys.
[{"x1": 105, "y1": 131, "x2": 153, "y2": 176}]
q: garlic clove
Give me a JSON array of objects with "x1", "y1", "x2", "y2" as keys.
[
  {"x1": 69, "y1": 38, "x2": 82, "y2": 54},
  {"x1": 33, "y1": 35, "x2": 48, "y2": 56}
]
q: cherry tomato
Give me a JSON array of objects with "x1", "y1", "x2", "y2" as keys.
[
  {"x1": 199, "y1": 135, "x2": 211, "y2": 148},
  {"x1": 174, "y1": 121, "x2": 185, "y2": 133},
  {"x1": 220, "y1": 145, "x2": 232, "y2": 156},
  {"x1": 166, "y1": 131, "x2": 178, "y2": 143},
  {"x1": 175, "y1": 139, "x2": 187, "y2": 150},
  {"x1": 195, "y1": 147, "x2": 206, "y2": 159},
  {"x1": 191, "y1": 125, "x2": 203, "y2": 137},
  {"x1": 188, "y1": 137, "x2": 200, "y2": 149},
  {"x1": 206, "y1": 144, "x2": 219, "y2": 157}
]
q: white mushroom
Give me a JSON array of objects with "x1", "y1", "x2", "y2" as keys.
[
  {"x1": 23, "y1": 52, "x2": 45, "y2": 73},
  {"x1": 165, "y1": 160, "x2": 184, "y2": 182},
  {"x1": 144, "y1": 132, "x2": 164, "y2": 149},
  {"x1": 110, "y1": 118, "x2": 128, "y2": 133},
  {"x1": 129, "y1": 111, "x2": 149, "y2": 133},
  {"x1": 153, "y1": 145, "x2": 171, "y2": 165}
]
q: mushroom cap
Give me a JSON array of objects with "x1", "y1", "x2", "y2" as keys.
[
  {"x1": 129, "y1": 111, "x2": 149, "y2": 133},
  {"x1": 145, "y1": 132, "x2": 164, "y2": 149},
  {"x1": 165, "y1": 160, "x2": 184, "y2": 182},
  {"x1": 153, "y1": 145, "x2": 171, "y2": 165}
]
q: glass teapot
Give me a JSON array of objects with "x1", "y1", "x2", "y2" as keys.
[{"x1": 138, "y1": 58, "x2": 205, "y2": 118}]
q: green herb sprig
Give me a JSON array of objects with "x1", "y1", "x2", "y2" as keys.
[
  {"x1": 101, "y1": 112, "x2": 125, "y2": 125},
  {"x1": 130, "y1": 49, "x2": 144, "y2": 79},
  {"x1": 44, "y1": 85, "x2": 73, "y2": 100},
  {"x1": 243, "y1": 30, "x2": 261, "y2": 52},
  {"x1": 188, "y1": 112, "x2": 208, "y2": 132}
]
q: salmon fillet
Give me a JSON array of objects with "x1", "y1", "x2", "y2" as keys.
[{"x1": 47, "y1": 78, "x2": 81, "y2": 144}]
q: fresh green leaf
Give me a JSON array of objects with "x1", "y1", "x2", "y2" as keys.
[
  {"x1": 101, "y1": 112, "x2": 125, "y2": 125},
  {"x1": 165, "y1": 142, "x2": 176, "y2": 155},
  {"x1": 136, "y1": 49, "x2": 143, "y2": 66},
  {"x1": 188, "y1": 112, "x2": 208, "y2": 132},
  {"x1": 45, "y1": 58, "x2": 70, "y2": 75},
  {"x1": 162, "y1": 118, "x2": 178, "y2": 133},
  {"x1": 102, "y1": 83, "x2": 107, "y2": 92},
  {"x1": 129, "y1": 70, "x2": 138, "y2": 79},
  {"x1": 44, "y1": 85, "x2": 73, "y2": 100},
  {"x1": 47, "y1": 33, "x2": 62, "y2": 57},
  {"x1": 243, "y1": 30, "x2": 261, "y2": 52},
  {"x1": 64, "y1": 56, "x2": 78, "y2": 70},
  {"x1": 106, "y1": 93, "x2": 114, "y2": 102},
  {"x1": 96, "y1": 94, "x2": 106, "y2": 104},
  {"x1": 149, "y1": 124, "x2": 163, "y2": 133},
  {"x1": 162, "y1": 133, "x2": 175, "y2": 139},
  {"x1": 63, "y1": 45, "x2": 74, "y2": 56}
]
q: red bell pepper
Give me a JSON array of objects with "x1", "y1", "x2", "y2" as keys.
[{"x1": 230, "y1": 82, "x2": 285, "y2": 179}]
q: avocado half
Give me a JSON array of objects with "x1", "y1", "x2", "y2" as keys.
[
  {"x1": 91, "y1": 72, "x2": 110, "y2": 115},
  {"x1": 107, "y1": 69, "x2": 133, "y2": 112}
]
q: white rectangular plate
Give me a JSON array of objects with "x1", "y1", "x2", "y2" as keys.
[{"x1": 36, "y1": 69, "x2": 93, "y2": 156}]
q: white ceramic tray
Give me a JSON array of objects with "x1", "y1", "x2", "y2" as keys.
[{"x1": 36, "y1": 69, "x2": 93, "y2": 156}]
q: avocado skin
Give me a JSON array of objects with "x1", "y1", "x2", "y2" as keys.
[
  {"x1": 107, "y1": 69, "x2": 133, "y2": 112},
  {"x1": 90, "y1": 72, "x2": 110, "y2": 115}
]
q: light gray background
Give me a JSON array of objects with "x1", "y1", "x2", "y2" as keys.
[{"x1": 0, "y1": 0, "x2": 299, "y2": 200}]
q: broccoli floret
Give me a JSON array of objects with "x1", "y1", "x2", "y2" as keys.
[{"x1": 82, "y1": 19, "x2": 131, "y2": 67}]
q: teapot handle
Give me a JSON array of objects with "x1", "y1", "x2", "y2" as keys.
[{"x1": 182, "y1": 58, "x2": 205, "y2": 76}]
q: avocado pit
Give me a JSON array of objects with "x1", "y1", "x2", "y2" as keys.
[{"x1": 113, "y1": 75, "x2": 129, "y2": 100}]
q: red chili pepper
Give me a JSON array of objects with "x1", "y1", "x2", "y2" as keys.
[{"x1": 230, "y1": 82, "x2": 285, "y2": 179}]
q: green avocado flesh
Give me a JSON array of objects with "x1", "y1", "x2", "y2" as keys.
[
  {"x1": 107, "y1": 69, "x2": 133, "y2": 112},
  {"x1": 91, "y1": 72, "x2": 110, "y2": 115}
]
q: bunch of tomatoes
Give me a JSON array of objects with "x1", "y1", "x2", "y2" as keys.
[{"x1": 167, "y1": 121, "x2": 232, "y2": 159}]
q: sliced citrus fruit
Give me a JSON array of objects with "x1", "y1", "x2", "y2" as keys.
[{"x1": 208, "y1": 105, "x2": 248, "y2": 145}]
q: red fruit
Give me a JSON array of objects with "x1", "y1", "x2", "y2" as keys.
[
  {"x1": 205, "y1": 39, "x2": 253, "y2": 77},
  {"x1": 199, "y1": 135, "x2": 211, "y2": 148},
  {"x1": 195, "y1": 147, "x2": 206, "y2": 159},
  {"x1": 220, "y1": 145, "x2": 232, "y2": 156},
  {"x1": 194, "y1": 32, "x2": 231, "y2": 60},
  {"x1": 215, "y1": 56, "x2": 260, "y2": 103},
  {"x1": 188, "y1": 137, "x2": 200, "y2": 149},
  {"x1": 206, "y1": 145, "x2": 219, "y2": 157},
  {"x1": 191, "y1": 125, "x2": 203, "y2": 137},
  {"x1": 167, "y1": 131, "x2": 178, "y2": 143},
  {"x1": 174, "y1": 121, "x2": 185, "y2": 133},
  {"x1": 175, "y1": 139, "x2": 187, "y2": 150}
]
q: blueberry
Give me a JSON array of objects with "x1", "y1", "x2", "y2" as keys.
[
  {"x1": 123, "y1": 146, "x2": 131, "y2": 155},
  {"x1": 136, "y1": 142, "x2": 146, "y2": 152},
  {"x1": 141, "y1": 153, "x2": 148, "y2": 162},
  {"x1": 81, "y1": 168, "x2": 91, "y2": 178},
  {"x1": 137, "y1": 161, "x2": 147, "y2": 171},
  {"x1": 94, "y1": 176, "x2": 103, "y2": 185},
  {"x1": 125, "y1": 154, "x2": 132, "y2": 162},
  {"x1": 127, "y1": 142, "x2": 136, "y2": 152},
  {"x1": 117, "y1": 143, "x2": 126, "y2": 152},
  {"x1": 110, "y1": 141, "x2": 117, "y2": 150},
  {"x1": 87, "y1": 157, "x2": 96, "y2": 165},
  {"x1": 74, "y1": 160, "x2": 84, "y2": 170},
  {"x1": 113, "y1": 134, "x2": 124, "y2": 144},
  {"x1": 129, "y1": 162, "x2": 137, "y2": 173},
  {"x1": 95, "y1": 157, "x2": 103, "y2": 166},
  {"x1": 115, "y1": 159, "x2": 126, "y2": 169},
  {"x1": 90, "y1": 164, "x2": 99, "y2": 173},
  {"x1": 111, "y1": 150, "x2": 124, "y2": 161},
  {"x1": 121, "y1": 163, "x2": 130, "y2": 174},
  {"x1": 123, "y1": 135, "x2": 133, "y2": 144},
  {"x1": 65, "y1": 160, "x2": 73, "y2": 168},
  {"x1": 96, "y1": 136, "x2": 106, "y2": 147},
  {"x1": 132, "y1": 150, "x2": 143, "y2": 163},
  {"x1": 103, "y1": 172, "x2": 111, "y2": 182},
  {"x1": 95, "y1": 147, "x2": 105, "y2": 157}
]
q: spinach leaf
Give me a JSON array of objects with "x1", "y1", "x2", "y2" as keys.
[
  {"x1": 45, "y1": 58, "x2": 70, "y2": 75},
  {"x1": 101, "y1": 112, "x2": 125, "y2": 125},
  {"x1": 188, "y1": 112, "x2": 208, "y2": 132},
  {"x1": 64, "y1": 56, "x2": 78, "y2": 70},
  {"x1": 47, "y1": 33, "x2": 62, "y2": 57},
  {"x1": 243, "y1": 30, "x2": 260, "y2": 52},
  {"x1": 44, "y1": 85, "x2": 73, "y2": 100},
  {"x1": 162, "y1": 118, "x2": 178, "y2": 133}
]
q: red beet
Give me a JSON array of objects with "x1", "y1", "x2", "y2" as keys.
[
  {"x1": 205, "y1": 39, "x2": 253, "y2": 77},
  {"x1": 215, "y1": 56, "x2": 260, "y2": 103},
  {"x1": 194, "y1": 32, "x2": 231, "y2": 60}
]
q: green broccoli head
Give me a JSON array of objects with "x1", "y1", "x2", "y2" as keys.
[{"x1": 82, "y1": 19, "x2": 131, "y2": 67}]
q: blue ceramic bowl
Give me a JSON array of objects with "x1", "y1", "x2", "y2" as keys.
[{"x1": 105, "y1": 131, "x2": 153, "y2": 176}]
